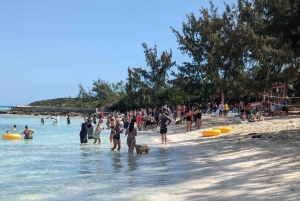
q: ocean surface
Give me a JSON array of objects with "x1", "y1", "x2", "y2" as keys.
[
  {"x1": 0, "y1": 114, "x2": 190, "y2": 201},
  {"x1": 0, "y1": 106, "x2": 11, "y2": 111}
]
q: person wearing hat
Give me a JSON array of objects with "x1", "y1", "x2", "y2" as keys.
[
  {"x1": 111, "y1": 122, "x2": 124, "y2": 151},
  {"x1": 20, "y1": 125, "x2": 35, "y2": 139}
]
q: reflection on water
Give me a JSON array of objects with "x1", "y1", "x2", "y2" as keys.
[
  {"x1": 24, "y1": 139, "x2": 33, "y2": 144},
  {"x1": 127, "y1": 155, "x2": 138, "y2": 171},
  {"x1": 79, "y1": 145, "x2": 93, "y2": 175},
  {"x1": 157, "y1": 147, "x2": 170, "y2": 169},
  {"x1": 112, "y1": 152, "x2": 123, "y2": 173}
]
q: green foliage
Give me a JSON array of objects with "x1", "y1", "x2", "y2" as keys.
[
  {"x1": 32, "y1": 0, "x2": 299, "y2": 110},
  {"x1": 29, "y1": 97, "x2": 95, "y2": 108}
]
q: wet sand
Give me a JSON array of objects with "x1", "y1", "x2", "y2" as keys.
[{"x1": 143, "y1": 114, "x2": 300, "y2": 201}]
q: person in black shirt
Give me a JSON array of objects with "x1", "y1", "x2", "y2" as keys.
[{"x1": 159, "y1": 112, "x2": 172, "y2": 145}]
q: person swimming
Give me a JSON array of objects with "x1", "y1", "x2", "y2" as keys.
[{"x1": 12, "y1": 125, "x2": 17, "y2": 131}]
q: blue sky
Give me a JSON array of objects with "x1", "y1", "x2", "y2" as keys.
[{"x1": 0, "y1": 0, "x2": 236, "y2": 106}]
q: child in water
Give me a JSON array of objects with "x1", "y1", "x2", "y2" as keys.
[{"x1": 12, "y1": 125, "x2": 17, "y2": 131}]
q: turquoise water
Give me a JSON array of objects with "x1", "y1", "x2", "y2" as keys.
[
  {"x1": 0, "y1": 106, "x2": 11, "y2": 111},
  {"x1": 0, "y1": 114, "x2": 187, "y2": 201}
]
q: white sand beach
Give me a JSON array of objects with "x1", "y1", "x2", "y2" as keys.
[{"x1": 144, "y1": 114, "x2": 300, "y2": 201}]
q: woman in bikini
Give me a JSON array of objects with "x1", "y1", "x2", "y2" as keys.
[
  {"x1": 196, "y1": 107, "x2": 202, "y2": 129},
  {"x1": 20, "y1": 125, "x2": 35, "y2": 139},
  {"x1": 111, "y1": 122, "x2": 124, "y2": 151},
  {"x1": 125, "y1": 121, "x2": 137, "y2": 154},
  {"x1": 185, "y1": 108, "x2": 192, "y2": 132},
  {"x1": 109, "y1": 118, "x2": 116, "y2": 142}
]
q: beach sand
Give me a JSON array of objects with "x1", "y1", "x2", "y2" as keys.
[{"x1": 145, "y1": 114, "x2": 300, "y2": 201}]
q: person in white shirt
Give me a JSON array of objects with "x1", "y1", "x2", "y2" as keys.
[{"x1": 55, "y1": 115, "x2": 60, "y2": 123}]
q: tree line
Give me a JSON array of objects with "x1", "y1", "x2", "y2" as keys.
[{"x1": 31, "y1": 0, "x2": 300, "y2": 110}]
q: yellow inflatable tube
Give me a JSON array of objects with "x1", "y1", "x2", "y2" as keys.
[
  {"x1": 2, "y1": 134, "x2": 21, "y2": 140},
  {"x1": 202, "y1": 129, "x2": 221, "y2": 137},
  {"x1": 214, "y1": 126, "x2": 232, "y2": 133}
]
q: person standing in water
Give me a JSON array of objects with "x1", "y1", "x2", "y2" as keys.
[
  {"x1": 54, "y1": 114, "x2": 60, "y2": 123},
  {"x1": 20, "y1": 125, "x2": 35, "y2": 139},
  {"x1": 79, "y1": 119, "x2": 88, "y2": 143},
  {"x1": 159, "y1": 111, "x2": 172, "y2": 145},
  {"x1": 93, "y1": 118, "x2": 104, "y2": 144},
  {"x1": 111, "y1": 122, "x2": 124, "y2": 151},
  {"x1": 67, "y1": 115, "x2": 71, "y2": 124},
  {"x1": 109, "y1": 118, "x2": 116, "y2": 142},
  {"x1": 86, "y1": 119, "x2": 94, "y2": 139},
  {"x1": 125, "y1": 121, "x2": 137, "y2": 154}
]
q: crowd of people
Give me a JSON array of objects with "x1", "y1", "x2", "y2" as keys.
[
  {"x1": 76, "y1": 103, "x2": 205, "y2": 150},
  {"x1": 78, "y1": 108, "x2": 173, "y2": 153},
  {"x1": 202, "y1": 99, "x2": 289, "y2": 119},
  {"x1": 4, "y1": 99, "x2": 289, "y2": 153}
]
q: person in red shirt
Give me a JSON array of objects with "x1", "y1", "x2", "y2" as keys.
[{"x1": 136, "y1": 112, "x2": 142, "y2": 131}]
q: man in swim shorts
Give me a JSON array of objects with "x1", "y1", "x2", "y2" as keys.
[{"x1": 159, "y1": 111, "x2": 172, "y2": 145}]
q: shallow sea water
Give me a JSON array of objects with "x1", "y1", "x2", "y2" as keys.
[{"x1": 0, "y1": 114, "x2": 192, "y2": 201}]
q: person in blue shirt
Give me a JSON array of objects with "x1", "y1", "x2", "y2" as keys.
[
  {"x1": 282, "y1": 99, "x2": 288, "y2": 117},
  {"x1": 123, "y1": 118, "x2": 130, "y2": 129}
]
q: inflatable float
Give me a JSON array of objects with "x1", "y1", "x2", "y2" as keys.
[
  {"x1": 202, "y1": 129, "x2": 221, "y2": 137},
  {"x1": 2, "y1": 134, "x2": 21, "y2": 140},
  {"x1": 214, "y1": 126, "x2": 232, "y2": 133}
]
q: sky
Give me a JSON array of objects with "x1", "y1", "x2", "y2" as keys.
[{"x1": 0, "y1": 0, "x2": 236, "y2": 106}]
